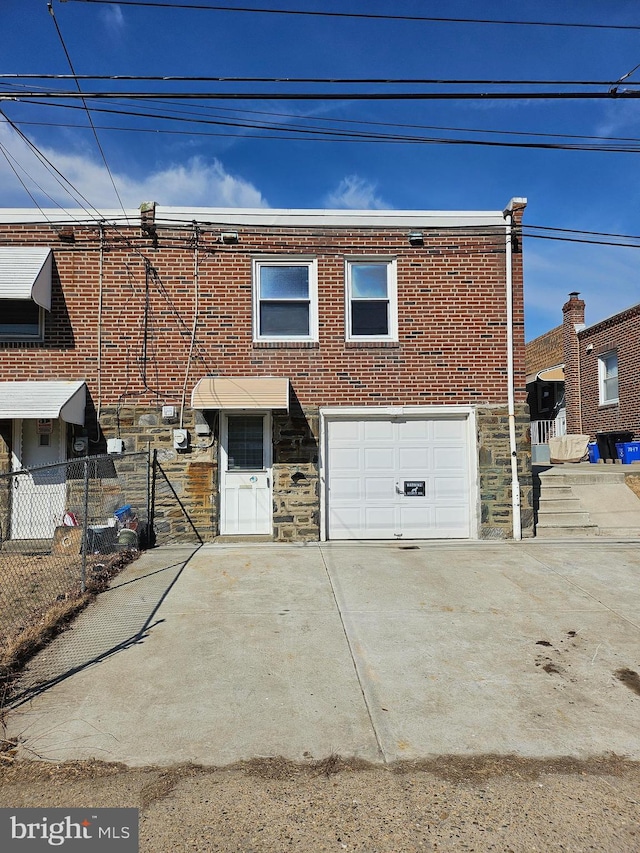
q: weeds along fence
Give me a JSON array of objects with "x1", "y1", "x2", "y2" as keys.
[{"x1": 0, "y1": 449, "x2": 201, "y2": 662}]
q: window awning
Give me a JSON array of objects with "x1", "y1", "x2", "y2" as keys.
[
  {"x1": 0, "y1": 247, "x2": 53, "y2": 311},
  {"x1": 191, "y1": 377, "x2": 290, "y2": 411},
  {"x1": 0, "y1": 380, "x2": 86, "y2": 425}
]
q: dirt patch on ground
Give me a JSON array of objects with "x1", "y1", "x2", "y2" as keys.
[
  {"x1": 0, "y1": 756, "x2": 638, "y2": 851},
  {"x1": 0, "y1": 550, "x2": 137, "y2": 698}
]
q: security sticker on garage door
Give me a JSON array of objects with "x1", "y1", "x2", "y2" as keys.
[{"x1": 404, "y1": 481, "x2": 425, "y2": 496}]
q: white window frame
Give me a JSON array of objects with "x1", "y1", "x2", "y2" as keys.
[
  {"x1": 253, "y1": 257, "x2": 318, "y2": 342},
  {"x1": 598, "y1": 350, "x2": 619, "y2": 405},
  {"x1": 345, "y1": 258, "x2": 398, "y2": 342},
  {"x1": 0, "y1": 299, "x2": 45, "y2": 341}
]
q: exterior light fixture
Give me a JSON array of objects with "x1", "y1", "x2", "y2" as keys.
[
  {"x1": 220, "y1": 231, "x2": 239, "y2": 244},
  {"x1": 408, "y1": 232, "x2": 424, "y2": 246}
]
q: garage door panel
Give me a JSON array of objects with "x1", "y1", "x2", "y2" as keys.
[
  {"x1": 399, "y1": 419, "x2": 431, "y2": 439},
  {"x1": 330, "y1": 477, "x2": 362, "y2": 502},
  {"x1": 329, "y1": 420, "x2": 362, "y2": 440},
  {"x1": 433, "y1": 446, "x2": 467, "y2": 470},
  {"x1": 364, "y1": 477, "x2": 395, "y2": 500},
  {"x1": 398, "y1": 447, "x2": 430, "y2": 468},
  {"x1": 364, "y1": 447, "x2": 396, "y2": 470},
  {"x1": 434, "y1": 476, "x2": 466, "y2": 499},
  {"x1": 433, "y1": 419, "x2": 466, "y2": 440},
  {"x1": 327, "y1": 416, "x2": 471, "y2": 540},
  {"x1": 329, "y1": 447, "x2": 362, "y2": 470},
  {"x1": 435, "y1": 505, "x2": 469, "y2": 530},
  {"x1": 364, "y1": 420, "x2": 394, "y2": 440}
]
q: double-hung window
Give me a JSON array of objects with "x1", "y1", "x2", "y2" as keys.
[
  {"x1": 598, "y1": 351, "x2": 618, "y2": 405},
  {"x1": 346, "y1": 259, "x2": 397, "y2": 341},
  {"x1": 254, "y1": 259, "x2": 317, "y2": 341}
]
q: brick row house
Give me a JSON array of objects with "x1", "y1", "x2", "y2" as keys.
[
  {"x1": 526, "y1": 293, "x2": 640, "y2": 463},
  {"x1": 0, "y1": 200, "x2": 532, "y2": 543}
]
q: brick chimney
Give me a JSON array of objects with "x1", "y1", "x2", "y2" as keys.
[{"x1": 562, "y1": 292, "x2": 585, "y2": 434}]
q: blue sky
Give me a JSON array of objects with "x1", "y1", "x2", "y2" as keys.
[{"x1": 1, "y1": 0, "x2": 640, "y2": 340}]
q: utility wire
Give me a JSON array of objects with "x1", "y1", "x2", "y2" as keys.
[
  {"x1": 11, "y1": 116, "x2": 640, "y2": 153},
  {"x1": 1, "y1": 74, "x2": 634, "y2": 86},
  {"x1": 4, "y1": 89, "x2": 640, "y2": 101},
  {"x1": 0, "y1": 111, "x2": 107, "y2": 218},
  {"x1": 10, "y1": 102, "x2": 640, "y2": 152},
  {"x1": 0, "y1": 137, "x2": 54, "y2": 218},
  {"x1": 60, "y1": 0, "x2": 640, "y2": 32},
  {"x1": 47, "y1": 1, "x2": 129, "y2": 219}
]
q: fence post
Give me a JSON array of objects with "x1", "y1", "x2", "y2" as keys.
[
  {"x1": 81, "y1": 457, "x2": 90, "y2": 593},
  {"x1": 149, "y1": 447, "x2": 157, "y2": 549}
]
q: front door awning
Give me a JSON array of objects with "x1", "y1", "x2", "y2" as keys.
[
  {"x1": 191, "y1": 376, "x2": 289, "y2": 411},
  {"x1": 0, "y1": 247, "x2": 53, "y2": 310},
  {"x1": 0, "y1": 380, "x2": 87, "y2": 425}
]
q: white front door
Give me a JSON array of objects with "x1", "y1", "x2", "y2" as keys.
[
  {"x1": 220, "y1": 412, "x2": 272, "y2": 535},
  {"x1": 326, "y1": 416, "x2": 471, "y2": 540},
  {"x1": 11, "y1": 418, "x2": 67, "y2": 539}
]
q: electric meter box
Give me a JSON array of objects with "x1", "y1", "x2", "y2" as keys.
[{"x1": 173, "y1": 429, "x2": 189, "y2": 450}]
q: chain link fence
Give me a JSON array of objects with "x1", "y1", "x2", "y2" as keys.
[
  {"x1": 0, "y1": 448, "x2": 204, "y2": 695},
  {"x1": 0, "y1": 452, "x2": 149, "y2": 653}
]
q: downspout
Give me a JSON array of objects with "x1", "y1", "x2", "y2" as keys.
[{"x1": 504, "y1": 202, "x2": 522, "y2": 540}]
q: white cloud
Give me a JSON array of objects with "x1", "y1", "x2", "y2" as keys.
[
  {"x1": 324, "y1": 175, "x2": 389, "y2": 209},
  {"x1": 0, "y1": 121, "x2": 269, "y2": 209},
  {"x1": 100, "y1": 4, "x2": 125, "y2": 31},
  {"x1": 524, "y1": 240, "x2": 640, "y2": 339}
]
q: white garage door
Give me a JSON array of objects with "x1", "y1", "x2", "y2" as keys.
[{"x1": 326, "y1": 417, "x2": 471, "y2": 540}]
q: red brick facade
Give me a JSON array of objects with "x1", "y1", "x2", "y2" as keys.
[
  {"x1": 0, "y1": 203, "x2": 531, "y2": 540},
  {"x1": 563, "y1": 297, "x2": 640, "y2": 440},
  {"x1": 0, "y1": 214, "x2": 526, "y2": 408}
]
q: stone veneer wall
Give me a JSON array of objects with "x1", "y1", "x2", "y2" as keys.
[
  {"x1": 476, "y1": 403, "x2": 533, "y2": 539},
  {"x1": 272, "y1": 407, "x2": 320, "y2": 542},
  {"x1": 92, "y1": 403, "x2": 531, "y2": 543},
  {"x1": 97, "y1": 405, "x2": 217, "y2": 542}
]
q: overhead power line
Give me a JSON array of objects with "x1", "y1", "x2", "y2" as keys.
[
  {"x1": 60, "y1": 0, "x2": 640, "y2": 32},
  {"x1": 47, "y1": 1, "x2": 128, "y2": 217},
  {"x1": 1, "y1": 74, "x2": 634, "y2": 86},
  {"x1": 12, "y1": 113, "x2": 640, "y2": 153},
  {"x1": 3, "y1": 90, "x2": 640, "y2": 101}
]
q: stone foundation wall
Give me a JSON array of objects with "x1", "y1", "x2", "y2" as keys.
[
  {"x1": 476, "y1": 403, "x2": 533, "y2": 539},
  {"x1": 272, "y1": 407, "x2": 320, "y2": 542},
  {"x1": 97, "y1": 405, "x2": 217, "y2": 542},
  {"x1": 89, "y1": 402, "x2": 532, "y2": 544}
]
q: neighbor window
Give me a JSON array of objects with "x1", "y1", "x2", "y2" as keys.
[
  {"x1": 253, "y1": 259, "x2": 317, "y2": 341},
  {"x1": 599, "y1": 351, "x2": 619, "y2": 405},
  {"x1": 346, "y1": 259, "x2": 397, "y2": 340},
  {"x1": 0, "y1": 299, "x2": 43, "y2": 339}
]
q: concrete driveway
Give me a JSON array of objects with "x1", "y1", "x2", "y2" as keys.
[{"x1": 6, "y1": 540, "x2": 640, "y2": 766}]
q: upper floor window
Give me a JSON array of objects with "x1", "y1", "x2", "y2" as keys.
[
  {"x1": 346, "y1": 259, "x2": 397, "y2": 341},
  {"x1": 598, "y1": 351, "x2": 618, "y2": 405},
  {"x1": 0, "y1": 299, "x2": 44, "y2": 340},
  {"x1": 253, "y1": 259, "x2": 317, "y2": 341}
]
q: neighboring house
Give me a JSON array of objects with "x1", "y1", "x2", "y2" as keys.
[
  {"x1": 525, "y1": 324, "x2": 566, "y2": 463},
  {"x1": 0, "y1": 200, "x2": 532, "y2": 543},
  {"x1": 526, "y1": 292, "x2": 640, "y2": 463},
  {"x1": 562, "y1": 292, "x2": 639, "y2": 457}
]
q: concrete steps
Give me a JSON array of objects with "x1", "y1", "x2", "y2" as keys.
[{"x1": 534, "y1": 463, "x2": 640, "y2": 539}]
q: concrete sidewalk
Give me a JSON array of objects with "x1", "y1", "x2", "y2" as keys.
[{"x1": 5, "y1": 541, "x2": 640, "y2": 766}]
